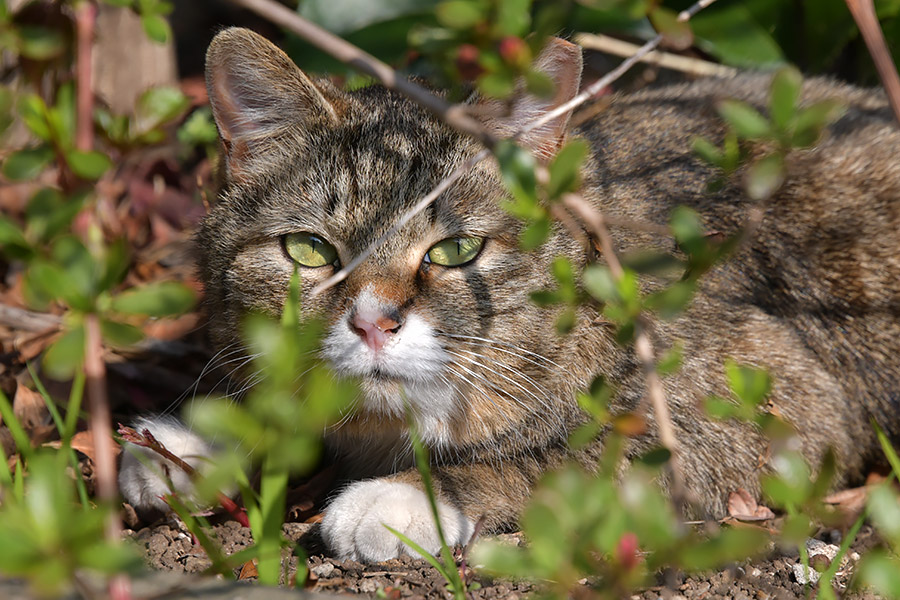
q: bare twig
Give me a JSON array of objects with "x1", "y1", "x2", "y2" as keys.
[
  {"x1": 845, "y1": 0, "x2": 900, "y2": 125},
  {"x1": 74, "y1": 2, "x2": 96, "y2": 152},
  {"x1": 561, "y1": 192, "x2": 689, "y2": 514},
  {"x1": 224, "y1": 0, "x2": 496, "y2": 150},
  {"x1": 84, "y1": 315, "x2": 131, "y2": 600},
  {"x1": 118, "y1": 424, "x2": 250, "y2": 527},
  {"x1": 0, "y1": 305, "x2": 62, "y2": 333},
  {"x1": 575, "y1": 33, "x2": 737, "y2": 78}
]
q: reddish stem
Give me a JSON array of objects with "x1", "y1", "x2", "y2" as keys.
[
  {"x1": 85, "y1": 315, "x2": 131, "y2": 600},
  {"x1": 74, "y1": 1, "x2": 96, "y2": 152},
  {"x1": 846, "y1": 0, "x2": 900, "y2": 125}
]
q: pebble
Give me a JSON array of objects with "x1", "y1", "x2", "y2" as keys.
[{"x1": 310, "y1": 562, "x2": 335, "y2": 578}]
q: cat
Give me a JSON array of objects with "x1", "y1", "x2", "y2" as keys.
[{"x1": 118, "y1": 26, "x2": 900, "y2": 563}]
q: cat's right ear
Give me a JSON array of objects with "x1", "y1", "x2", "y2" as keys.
[{"x1": 205, "y1": 28, "x2": 338, "y2": 182}]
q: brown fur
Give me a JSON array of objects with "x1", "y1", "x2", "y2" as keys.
[{"x1": 198, "y1": 27, "x2": 900, "y2": 531}]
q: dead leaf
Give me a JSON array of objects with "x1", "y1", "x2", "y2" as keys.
[
  {"x1": 238, "y1": 559, "x2": 258, "y2": 580},
  {"x1": 824, "y1": 485, "x2": 870, "y2": 518},
  {"x1": 43, "y1": 431, "x2": 115, "y2": 462},
  {"x1": 727, "y1": 488, "x2": 776, "y2": 521},
  {"x1": 13, "y1": 383, "x2": 49, "y2": 432}
]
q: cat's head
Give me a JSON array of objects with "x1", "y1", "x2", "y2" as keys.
[{"x1": 198, "y1": 28, "x2": 590, "y2": 448}]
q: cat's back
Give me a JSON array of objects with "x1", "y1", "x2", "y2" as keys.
[{"x1": 580, "y1": 73, "x2": 900, "y2": 443}]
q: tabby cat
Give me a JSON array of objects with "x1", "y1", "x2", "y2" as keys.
[{"x1": 119, "y1": 27, "x2": 900, "y2": 563}]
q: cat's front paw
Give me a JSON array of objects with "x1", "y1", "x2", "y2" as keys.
[
  {"x1": 321, "y1": 479, "x2": 474, "y2": 562},
  {"x1": 118, "y1": 416, "x2": 214, "y2": 518}
]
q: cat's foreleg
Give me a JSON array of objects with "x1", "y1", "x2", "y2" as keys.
[
  {"x1": 118, "y1": 416, "x2": 216, "y2": 518},
  {"x1": 321, "y1": 462, "x2": 529, "y2": 562}
]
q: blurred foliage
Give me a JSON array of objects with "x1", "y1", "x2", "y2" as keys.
[{"x1": 290, "y1": 0, "x2": 900, "y2": 88}]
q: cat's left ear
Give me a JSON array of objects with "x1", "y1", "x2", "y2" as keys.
[
  {"x1": 205, "y1": 27, "x2": 339, "y2": 182},
  {"x1": 476, "y1": 37, "x2": 583, "y2": 158}
]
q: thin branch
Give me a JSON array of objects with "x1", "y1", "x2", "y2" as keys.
[
  {"x1": 0, "y1": 305, "x2": 62, "y2": 333},
  {"x1": 224, "y1": 0, "x2": 496, "y2": 150},
  {"x1": 561, "y1": 192, "x2": 688, "y2": 515},
  {"x1": 118, "y1": 424, "x2": 250, "y2": 527},
  {"x1": 845, "y1": 0, "x2": 900, "y2": 125},
  {"x1": 575, "y1": 33, "x2": 738, "y2": 78},
  {"x1": 84, "y1": 315, "x2": 132, "y2": 600},
  {"x1": 74, "y1": 2, "x2": 96, "y2": 152}
]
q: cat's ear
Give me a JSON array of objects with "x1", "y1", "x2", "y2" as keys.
[
  {"x1": 205, "y1": 27, "x2": 338, "y2": 181},
  {"x1": 477, "y1": 38, "x2": 582, "y2": 158}
]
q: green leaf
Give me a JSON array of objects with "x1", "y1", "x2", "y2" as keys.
[
  {"x1": 690, "y1": 3, "x2": 784, "y2": 69},
  {"x1": 524, "y1": 68, "x2": 554, "y2": 98},
  {"x1": 582, "y1": 264, "x2": 618, "y2": 303},
  {"x1": 436, "y1": 0, "x2": 485, "y2": 29},
  {"x1": 649, "y1": 6, "x2": 693, "y2": 51},
  {"x1": 717, "y1": 100, "x2": 770, "y2": 140},
  {"x1": 495, "y1": 0, "x2": 531, "y2": 36},
  {"x1": 519, "y1": 217, "x2": 551, "y2": 250},
  {"x1": 19, "y1": 94, "x2": 51, "y2": 141},
  {"x1": 100, "y1": 319, "x2": 144, "y2": 347},
  {"x1": 744, "y1": 153, "x2": 785, "y2": 201},
  {"x1": 692, "y1": 137, "x2": 724, "y2": 168},
  {"x1": 495, "y1": 139, "x2": 538, "y2": 207},
  {"x1": 43, "y1": 325, "x2": 86, "y2": 380},
  {"x1": 858, "y1": 550, "x2": 900, "y2": 597},
  {"x1": 111, "y1": 281, "x2": 196, "y2": 317},
  {"x1": 65, "y1": 150, "x2": 112, "y2": 180},
  {"x1": 547, "y1": 139, "x2": 588, "y2": 199},
  {"x1": 177, "y1": 107, "x2": 219, "y2": 146},
  {"x1": 555, "y1": 307, "x2": 576, "y2": 334},
  {"x1": 135, "y1": 87, "x2": 191, "y2": 133},
  {"x1": 792, "y1": 99, "x2": 845, "y2": 147},
  {"x1": 704, "y1": 396, "x2": 738, "y2": 419},
  {"x1": 669, "y1": 206, "x2": 706, "y2": 255},
  {"x1": 645, "y1": 281, "x2": 696, "y2": 319},
  {"x1": 141, "y1": 13, "x2": 171, "y2": 43},
  {"x1": 298, "y1": 0, "x2": 439, "y2": 35},
  {"x1": 25, "y1": 188, "x2": 84, "y2": 243},
  {"x1": 656, "y1": 342, "x2": 683, "y2": 375},
  {"x1": 725, "y1": 360, "x2": 771, "y2": 407},
  {"x1": 768, "y1": 66, "x2": 802, "y2": 132},
  {"x1": 2, "y1": 146, "x2": 54, "y2": 180},
  {"x1": 874, "y1": 420, "x2": 900, "y2": 480},
  {"x1": 478, "y1": 70, "x2": 516, "y2": 98},
  {"x1": 0, "y1": 217, "x2": 29, "y2": 250},
  {"x1": 869, "y1": 484, "x2": 900, "y2": 543}
]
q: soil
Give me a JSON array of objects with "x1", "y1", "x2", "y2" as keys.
[{"x1": 124, "y1": 516, "x2": 886, "y2": 599}]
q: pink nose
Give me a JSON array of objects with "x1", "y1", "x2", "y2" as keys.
[{"x1": 351, "y1": 311, "x2": 402, "y2": 352}]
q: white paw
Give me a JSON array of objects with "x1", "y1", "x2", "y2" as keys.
[
  {"x1": 321, "y1": 479, "x2": 474, "y2": 562},
  {"x1": 118, "y1": 416, "x2": 214, "y2": 515}
]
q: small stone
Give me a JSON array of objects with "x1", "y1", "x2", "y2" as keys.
[
  {"x1": 792, "y1": 562, "x2": 820, "y2": 585},
  {"x1": 750, "y1": 568, "x2": 762, "y2": 578},
  {"x1": 358, "y1": 579, "x2": 378, "y2": 593},
  {"x1": 311, "y1": 562, "x2": 335, "y2": 578}
]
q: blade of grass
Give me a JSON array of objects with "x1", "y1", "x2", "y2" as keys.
[
  {"x1": 874, "y1": 420, "x2": 900, "y2": 478},
  {"x1": 816, "y1": 508, "x2": 866, "y2": 600},
  {"x1": 384, "y1": 524, "x2": 456, "y2": 579},
  {"x1": 165, "y1": 493, "x2": 236, "y2": 578},
  {"x1": 0, "y1": 389, "x2": 34, "y2": 460},
  {"x1": 26, "y1": 363, "x2": 89, "y2": 508},
  {"x1": 407, "y1": 416, "x2": 467, "y2": 600},
  {"x1": 249, "y1": 454, "x2": 288, "y2": 586}
]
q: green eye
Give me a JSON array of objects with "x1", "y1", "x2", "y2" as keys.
[
  {"x1": 425, "y1": 237, "x2": 483, "y2": 267},
  {"x1": 284, "y1": 232, "x2": 339, "y2": 267}
]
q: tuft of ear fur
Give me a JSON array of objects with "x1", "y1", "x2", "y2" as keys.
[
  {"x1": 205, "y1": 27, "x2": 338, "y2": 181},
  {"x1": 477, "y1": 38, "x2": 583, "y2": 158}
]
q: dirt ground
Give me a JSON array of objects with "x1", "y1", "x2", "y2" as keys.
[{"x1": 124, "y1": 516, "x2": 886, "y2": 599}]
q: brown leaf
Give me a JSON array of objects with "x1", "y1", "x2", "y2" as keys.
[
  {"x1": 727, "y1": 488, "x2": 776, "y2": 521},
  {"x1": 13, "y1": 383, "x2": 49, "y2": 432},
  {"x1": 824, "y1": 485, "x2": 870, "y2": 519},
  {"x1": 238, "y1": 560, "x2": 258, "y2": 580}
]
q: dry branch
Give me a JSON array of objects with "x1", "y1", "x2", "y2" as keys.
[
  {"x1": 846, "y1": 0, "x2": 900, "y2": 125},
  {"x1": 575, "y1": 33, "x2": 737, "y2": 78}
]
